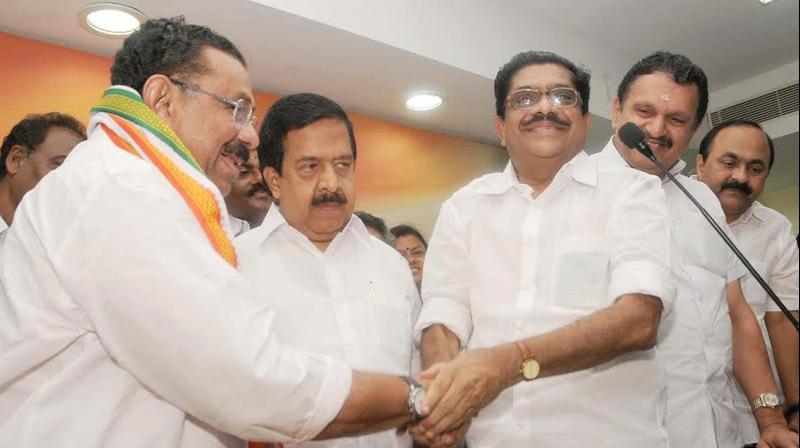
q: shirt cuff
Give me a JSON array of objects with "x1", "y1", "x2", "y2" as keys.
[
  {"x1": 766, "y1": 296, "x2": 800, "y2": 313},
  {"x1": 608, "y1": 260, "x2": 673, "y2": 310},
  {"x1": 299, "y1": 356, "x2": 353, "y2": 441},
  {"x1": 413, "y1": 297, "x2": 472, "y2": 346}
]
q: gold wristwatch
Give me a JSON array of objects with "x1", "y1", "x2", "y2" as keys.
[{"x1": 515, "y1": 341, "x2": 540, "y2": 381}]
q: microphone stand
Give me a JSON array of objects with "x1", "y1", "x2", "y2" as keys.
[{"x1": 638, "y1": 148, "x2": 799, "y2": 332}]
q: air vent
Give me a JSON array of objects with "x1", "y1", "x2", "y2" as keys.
[{"x1": 709, "y1": 83, "x2": 799, "y2": 127}]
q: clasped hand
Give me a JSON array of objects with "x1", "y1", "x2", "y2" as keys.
[{"x1": 404, "y1": 345, "x2": 520, "y2": 447}]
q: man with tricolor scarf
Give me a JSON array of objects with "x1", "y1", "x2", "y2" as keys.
[{"x1": 0, "y1": 17, "x2": 436, "y2": 448}]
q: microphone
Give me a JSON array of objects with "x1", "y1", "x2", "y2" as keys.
[{"x1": 618, "y1": 122, "x2": 799, "y2": 332}]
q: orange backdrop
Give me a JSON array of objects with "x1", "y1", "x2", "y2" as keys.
[{"x1": 0, "y1": 32, "x2": 507, "y2": 235}]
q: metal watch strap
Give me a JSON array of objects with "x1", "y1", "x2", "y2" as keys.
[
  {"x1": 751, "y1": 393, "x2": 782, "y2": 412},
  {"x1": 400, "y1": 375, "x2": 423, "y2": 422}
]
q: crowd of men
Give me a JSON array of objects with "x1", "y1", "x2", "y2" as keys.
[{"x1": 0, "y1": 16, "x2": 797, "y2": 448}]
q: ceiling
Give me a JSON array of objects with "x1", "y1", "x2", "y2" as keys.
[{"x1": 0, "y1": 0, "x2": 797, "y2": 186}]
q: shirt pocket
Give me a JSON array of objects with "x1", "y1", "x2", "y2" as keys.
[
  {"x1": 551, "y1": 235, "x2": 610, "y2": 310},
  {"x1": 369, "y1": 285, "x2": 413, "y2": 370}
]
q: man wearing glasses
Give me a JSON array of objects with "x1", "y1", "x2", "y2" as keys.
[
  {"x1": 412, "y1": 51, "x2": 673, "y2": 447},
  {"x1": 0, "y1": 17, "x2": 435, "y2": 448}
]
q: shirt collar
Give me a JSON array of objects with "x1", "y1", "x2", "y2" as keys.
[
  {"x1": 481, "y1": 150, "x2": 595, "y2": 195},
  {"x1": 599, "y1": 137, "x2": 686, "y2": 183},
  {"x1": 0, "y1": 216, "x2": 7, "y2": 233},
  {"x1": 228, "y1": 215, "x2": 250, "y2": 237},
  {"x1": 730, "y1": 201, "x2": 768, "y2": 227},
  {"x1": 249, "y1": 204, "x2": 370, "y2": 250}
]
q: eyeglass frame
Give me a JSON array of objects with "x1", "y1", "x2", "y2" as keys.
[
  {"x1": 168, "y1": 77, "x2": 256, "y2": 129},
  {"x1": 505, "y1": 87, "x2": 582, "y2": 112}
]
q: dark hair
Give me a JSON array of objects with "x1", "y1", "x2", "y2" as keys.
[
  {"x1": 494, "y1": 51, "x2": 591, "y2": 118},
  {"x1": 617, "y1": 51, "x2": 708, "y2": 127},
  {"x1": 698, "y1": 119, "x2": 775, "y2": 170},
  {"x1": 390, "y1": 224, "x2": 427, "y2": 248},
  {"x1": 259, "y1": 93, "x2": 356, "y2": 174},
  {"x1": 1, "y1": 112, "x2": 86, "y2": 179},
  {"x1": 110, "y1": 16, "x2": 246, "y2": 94},
  {"x1": 355, "y1": 211, "x2": 387, "y2": 240}
]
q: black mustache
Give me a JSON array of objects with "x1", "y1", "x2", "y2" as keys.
[
  {"x1": 722, "y1": 179, "x2": 753, "y2": 195},
  {"x1": 645, "y1": 136, "x2": 673, "y2": 149},
  {"x1": 246, "y1": 182, "x2": 269, "y2": 197},
  {"x1": 311, "y1": 190, "x2": 347, "y2": 206},
  {"x1": 523, "y1": 112, "x2": 570, "y2": 127}
]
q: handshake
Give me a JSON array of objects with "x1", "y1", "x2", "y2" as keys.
[{"x1": 400, "y1": 343, "x2": 525, "y2": 448}]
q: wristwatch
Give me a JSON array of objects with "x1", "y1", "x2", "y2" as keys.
[
  {"x1": 515, "y1": 341, "x2": 540, "y2": 381},
  {"x1": 400, "y1": 376, "x2": 426, "y2": 422},
  {"x1": 751, "y1": 392, "x2": 783, "y2": 412}
]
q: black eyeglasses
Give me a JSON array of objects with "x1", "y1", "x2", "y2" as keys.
[
  {"x1": 169, "y1": 78, "x2": 256, "y2": 129},
  {"x1": 506, "y1": 87, "x2": 581, "y2": 111}
]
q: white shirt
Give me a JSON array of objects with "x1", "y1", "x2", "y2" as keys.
[
  {"x1": 415, "y1": 151, "x2": 672, "y2": 448},
  {"x1": 0, "y1": 128, "x2": 352, "y2": 447},
  {"x1": 597, "y1": 139, "x2": 747, "y2": 448},
  {"x1": 237, "y1": 207, "x2": 420, "y2": 448},
  {"x1": 729, "y1": 201, "x2": 800, "y2": 442},
  {"x1": 230, "y1": 215, "x2": 251, "y2": 237}
]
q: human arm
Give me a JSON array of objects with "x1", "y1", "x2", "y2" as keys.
[
  {"x1": 728, "y1": 281, "x2": 798, "y2": 446},
  {"x1": 315, "y1": 372, "x2": 415, "y2": 439},
  {"x1": 764, "y1": 226, "x2": 800, "y2": 433},
  {"x1": 766, "y1": 311, "x2": 800, "y2": 432},
  {"x1": 414, "y1": 293, "x2": 663, "y2": 437}
]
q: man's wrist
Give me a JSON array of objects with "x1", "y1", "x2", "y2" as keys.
[{"x1": 754, "y1": 406, "x2": 789, "y2": 431}]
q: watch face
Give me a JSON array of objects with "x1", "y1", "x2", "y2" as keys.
[
  {"x1": 522, "y1": 359, "x2": 540, "y2": 380},
  {"x1": 765, "y1": 394, "x2": 781, "y2": 407}
]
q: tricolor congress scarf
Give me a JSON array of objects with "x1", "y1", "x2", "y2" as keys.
[{"x1": 89, "y1": 85, "x2": 238, "y2": 267}]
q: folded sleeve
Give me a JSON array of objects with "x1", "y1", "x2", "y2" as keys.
[
  {"x1": 606, "y1": 174, "x2": 674, "y2": 311},
  {"x1": 413, "y1": 200, "x2": 473, "y2": 345},
  {"x1": 47, "y1": 170, "x2": 351, "y2": 442},
  {"x1": 765, "y1": 222, "x2": 800, "y2": 313}
]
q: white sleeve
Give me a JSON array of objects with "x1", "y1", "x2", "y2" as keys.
[
  {"x1": 766, "y1": 222, "x2": 800, "y2": 312},
  {"x1": 606, "y1": 174, "x2": 674, "y2": 310},
  {"x1": 50, "y1": 174, "x2": 351, "y2": 442},
  {"x1": 413, "y1": 200, "x2": 473, "y2": 345}
]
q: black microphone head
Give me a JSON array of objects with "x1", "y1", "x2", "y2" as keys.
[{"x1": 618, "y1": 122, "x2": 646, "y2": 149}]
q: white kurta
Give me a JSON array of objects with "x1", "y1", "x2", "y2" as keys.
[
  {"x1": 414, "y1": 151, "x2": 672, "y2": 448},
  {"x1": 598, "y1": 139, "x2": 746, "y2": 448},
  {"x1": 236, "y1": 207, "x2": 420, "y2": 448},
  {"x1": 729, "y1": 201, "x2": 800, "y2": 443},
  {"x1": 0, "y1": 127, "x2": 352, "y2": 447}
]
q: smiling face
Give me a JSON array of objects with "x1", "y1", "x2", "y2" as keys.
[
  {"x1": 265, "y1": 118, "x2": 355, "y2": 250},
  {"x1": 162, "y1": 47, "x2": 258, "y2": 195},
  {"x1": 224, "y1": 149, "x2": 272, "y2": 222},
  {"x1": 612, "y1": 71, "x2": 700, "y2": 176},
  {"x1": 494, "y1": 63, "x2": 591, "y2": 166},
  {"x1": 696, "y1": 125, "x2": 771, "y2": 221}
]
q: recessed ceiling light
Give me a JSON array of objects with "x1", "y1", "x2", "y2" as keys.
[
  {"x1": 757, "y1": 0, "x2": 775, "y2": 4},
  {"x1": 406, "y1": 93, "x2": 443, "y2": 111},
  {"x1": 79, "y1": 3, "x2": 146, "y2": 38}
]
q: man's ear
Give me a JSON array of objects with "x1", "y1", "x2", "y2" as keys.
[
  {"x1": 263, "y1": 166, "x2": 281, "y2": 201},
  {"x1": 5, "y1": 144, "x2": 30, "y2": 176},
  {"x1": 611, "y1": 96, "x2": 621, "y2": 130},
  {"x1": 493, "y1": 116, "x2": 507, "y2": 147},
  {"x1": 695, "y1": 154, "x2": 707, "y2": 180},
  {"x1": 141, "y1": 75, "x2": 175, "y2": 122}
]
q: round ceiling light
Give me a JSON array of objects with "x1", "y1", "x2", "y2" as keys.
[
  {"x1": 405, "y1": 93, "x2": 443, "y2": 111},
  {"x1": 79, "y1": 3, "x2": 146, "y2": 37}
]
